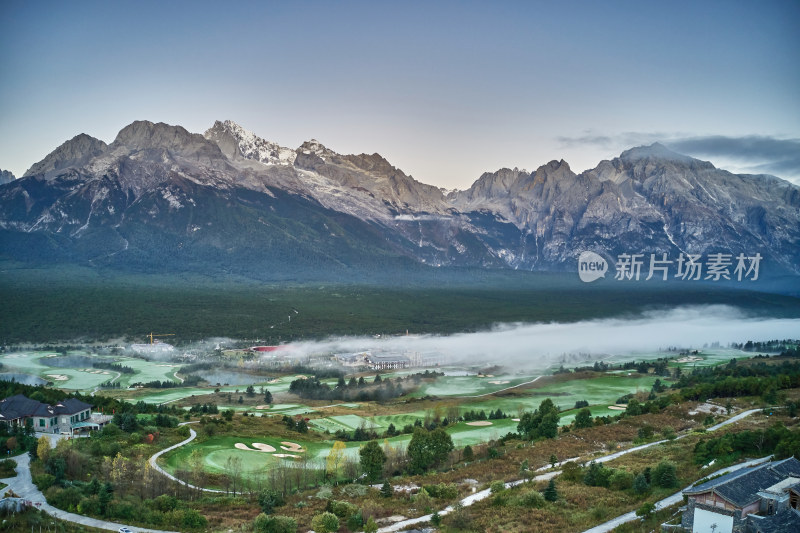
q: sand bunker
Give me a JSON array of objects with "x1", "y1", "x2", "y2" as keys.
[
  {"x1": 46, "y1": 374, "x2": 68, "y2": 381},
  {"x1": 608, "y1": 405, "x2": 627, "y2": 410},
  {"x1": 293, "y1": 375, "x2": 308, "y2": 379},
  {"x1": 676, "y1": 356, "x2": 703, "y2": 363},
  {"x1": 466, "y1": 421, "x2": 493, "y2": 426},
  {"x1": 235, "y1": 442, "x2": 277, "y2": 452},
  {"x1": 280, "y1": 441, "x2": 304, "y2": 452},
  {"x1": 488, "y1": 380, "x2": 509, "y2": 385},
  {"x1": 273, "y1": 453, "x2": 300, "y2": 459},
  {"x1": 512, "y1": 418, "x2": 520, "y2": 422},
  {"x1": 255, "y1": 405, "x2": 271, "y2": 410}
]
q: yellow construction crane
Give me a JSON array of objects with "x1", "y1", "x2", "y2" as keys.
[{"x1": 147, "y1": 332, "x2": 175, "y2": 344}]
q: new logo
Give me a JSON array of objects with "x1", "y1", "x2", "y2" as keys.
[{"x1": 578, "y1": 251, "x2": 608, "y2": 283}]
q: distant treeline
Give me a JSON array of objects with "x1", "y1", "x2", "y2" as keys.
[
  {"x1": 288, "y1": 370, "x2": 442, "y2": 402},
  {"x1": 673, "y1": 358, "x2": 800, "y2": 402},
  {"x1": 732, "y1": 339, "x2": 799, "y2": 352},
  {"x1": 132, "y1": 375, "x2": 201, "y2": 388},
  {"x1": 93, "y1": 362, "x2": 135, "y2": 374},
  {"x1": 558, "y1": 358, "x2": 672, "y2": 376},
  {"x1": 188, "y1": 403, "x2": 219, "y2": 415}
]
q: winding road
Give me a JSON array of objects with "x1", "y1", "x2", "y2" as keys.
[
  {"x1": 148, "y1": 425, "x2": 225, "y2": 494},
  {"x1": 1, "y1": 453, "x2": 179, "y2": 533}
]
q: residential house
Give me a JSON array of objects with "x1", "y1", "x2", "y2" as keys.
[
  {"x1": 0, "y1": 394, "x2": 96, "y2": 435},
  {"x1": 680, "y1": 457, "x2": 800, "y2": 533}
]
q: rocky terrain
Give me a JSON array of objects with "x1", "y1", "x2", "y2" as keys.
[{"x1": 1, "y1": 120, "x2": 798, "y2": 281}]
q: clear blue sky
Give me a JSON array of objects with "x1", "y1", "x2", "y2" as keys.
[{"x1": 1, "y1": 0, "x2": 798, "y2": 188}]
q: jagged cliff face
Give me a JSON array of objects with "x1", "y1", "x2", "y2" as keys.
[
  {"x1": 1, "y1": 120, "x2": 798, "y2": 280},
  {"x1": 0, "y1": 169, "x2": 14, "y2": 185}
]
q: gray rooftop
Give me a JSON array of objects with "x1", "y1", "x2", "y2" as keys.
[{"x1": 685, "y1": 457, "x2": 800, "y2": 508}]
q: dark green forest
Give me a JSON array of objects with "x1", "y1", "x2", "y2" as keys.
[{"x1": 2, "y1": 265, "x2": 799, "y2": 344}]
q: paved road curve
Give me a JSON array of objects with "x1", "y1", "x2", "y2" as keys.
[
  {"x1": 1, "y1": 453, "x2": 179, "y2": 533},
  {"x1": 148, "y1": 426, "x2": 225, "y2": 494}
]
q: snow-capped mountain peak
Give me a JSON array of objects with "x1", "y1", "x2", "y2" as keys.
[{"x1": 204, "y1": 120, "x2": 296, "y2": 166}]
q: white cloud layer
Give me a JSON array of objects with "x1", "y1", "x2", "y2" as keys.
[{"x1": 279, "y1": 306, "x2": 800, "y2": 369}]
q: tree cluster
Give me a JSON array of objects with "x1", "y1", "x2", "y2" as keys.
[{"x1": 517, "y1": 398, "x2": 560, "y2": 440}]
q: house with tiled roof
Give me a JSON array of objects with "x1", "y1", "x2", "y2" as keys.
[
  {"x1": 0, "y1": 394, "x2": 94, "y2": 435},
  {"x1": 680, "y1": 457, "x2": 800, "y2": 533}
]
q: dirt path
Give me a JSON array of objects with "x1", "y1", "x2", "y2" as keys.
[{"x1": 1, "y1": 453, "x2": 179, "y2": 533}]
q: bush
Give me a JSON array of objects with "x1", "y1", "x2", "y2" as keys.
[
  {"x1": 517, "y1": 489, "x2": 545, "y2": 508},
  {"x1": 253, "y1": 513, "x2": 297, "y2": 533},
  {"x1": 33, "y1": 473, "x2": 55, "y2": 491},
  {"x1": 151, "y1": 494, "x2": 178, "y2": 512},
  {"x1": 490, "y1": 480, "x2": 506, "y2": 494},
  {"x1": 583, "y1": 461, "x2": 612, "y2": 487},
  {"x1": 346, "y1": 512, "x2": 363, "y2": 530},
  {"x1": 0, "y1": 459, "x2": 16, "y2": 477},
  {"x1": 636, "y1": 502, "x2": 655, "y2": 517},
  {"x1": 258, "y1": 489, "x2": 285, "y2": 514},
  {"x1": 363, "y1": 517, "x2": 378, "y2": 533},
  {"x1": 77, "y1": 495, "x2": 100, "y2": 516},
  {"x1": 543, "y1": 479, "x2": 558, "y2": 502},
  {"x1": 446, "y1": 502, "x2": 473, "y2": 530},
  {"x1": 339, "y1": 484, "x2": 368, "y2": 498},
  {"x1": 46, "y1": 486, "x2": 83, "y2": 511},
  {"x1": 424, "y1": 482, "x2": 459, "y2": 499},
  {"x1": 609, "y1": 470, "x2": 634, "y2": 491},
  {"x1": 315, "y1": 486, "x2": 334, "y2": 500},
  {"x1": 633, "y1": 472, "x2": 650, "y2": 494},
  {"x1": 652, "y1": 461, "x2": 678, "y2": 488},
  {"x1": 462, "y1": 445, "x2": 474, "y2": 462},
  {"x1": 310, "y1": 512, "x2": 339, "y2": 533},
  {"x1": 561, "y1": 461, "x2": 582, "y2": 481},
  {"x1": 326, "y1": 500, "x2": 358, "y2": 519},
  {"x1": 179, "y1": 508, "x2": 207, "y2": 529}
]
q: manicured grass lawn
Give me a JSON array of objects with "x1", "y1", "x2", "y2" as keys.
[
  {"x1": 455, "y1": 373, "x2": 659, "y2": 417},
  {"x1": 162, "y1": 435, "x2": 329, "y2": 479},
  {"x1": 411, "y1": 374, "x2": 536, "y2": 398},
  {"x1": 46, "y1": 367, "x2": 116, "y2": 390},
  {"x1": 1, "y1": 351, "x2": 114, "y2": 391},
  {"x1": 114, "y1": 358, "x2": 184, "y2": 387}
]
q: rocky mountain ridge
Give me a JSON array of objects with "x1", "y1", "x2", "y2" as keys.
[{"x1": 1, "y1": 120, "x2": 798, "y2": 280}]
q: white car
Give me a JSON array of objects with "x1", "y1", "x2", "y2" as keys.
[{"x1": 118, "y1": 528, "x2": 133, "y2": 533}]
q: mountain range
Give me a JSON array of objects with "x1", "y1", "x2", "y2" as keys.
[{"x1": 1, "y1": 120, "x2": 798, "y2": 282}]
